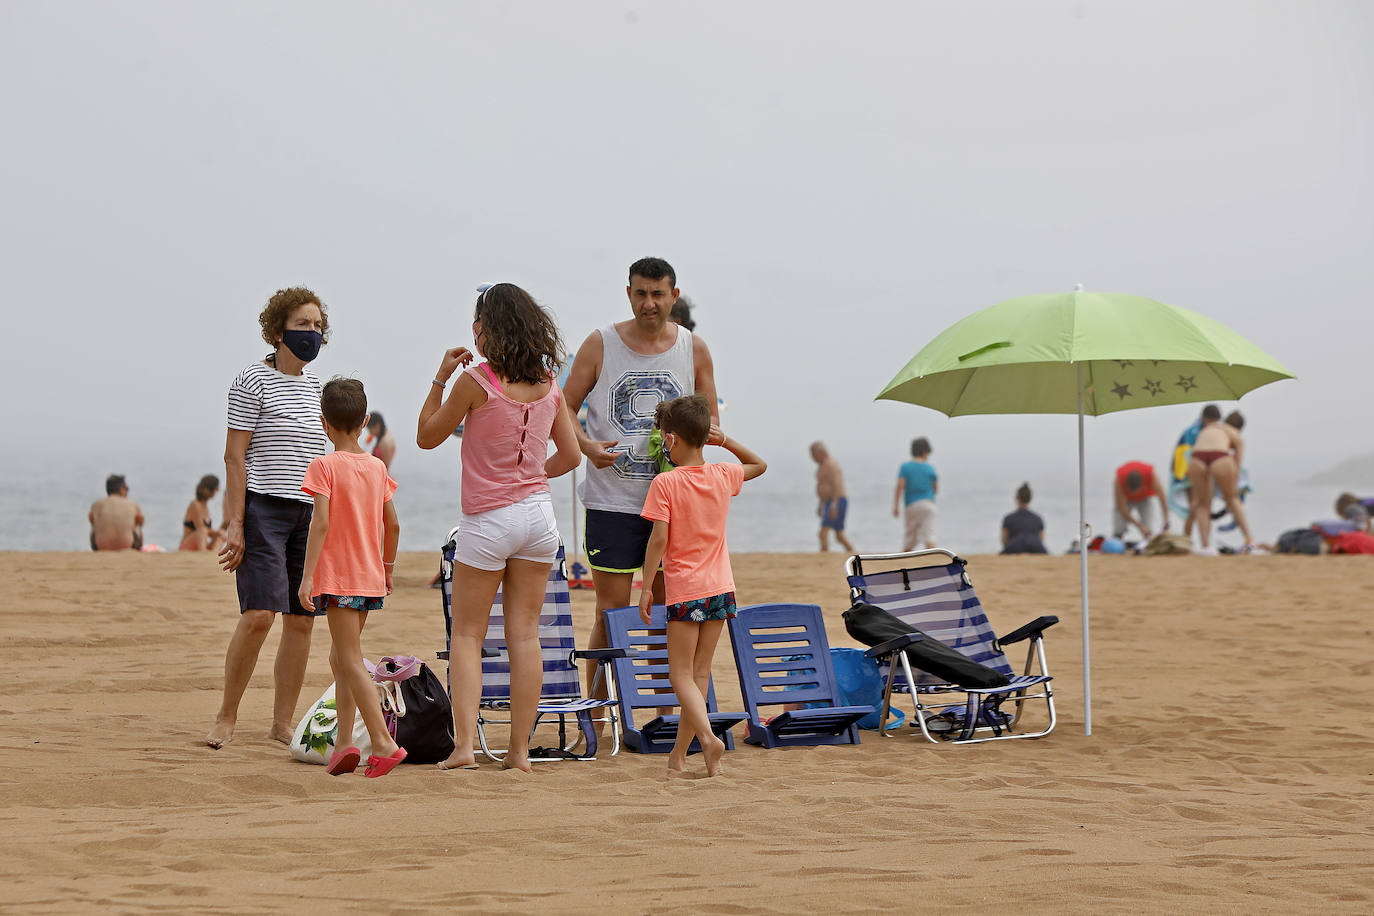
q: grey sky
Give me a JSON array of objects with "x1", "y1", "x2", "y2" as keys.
[{"x1": 2, "y1": 1, "x2": 1371, "y2": 509}]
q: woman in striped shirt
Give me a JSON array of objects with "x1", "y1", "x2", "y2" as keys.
[{"x1": 206, "y1": 287, "x2": 330, "y2": 750}]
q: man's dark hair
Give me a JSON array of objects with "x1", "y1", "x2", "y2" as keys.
[
  {"x1": 628, "y1": 256, "x2": 676, "y2": 289},
  {"x1": 1125, "y1": 470, "x2": 1143, "y2": 491},
  {"x1": 106, "y1": 474, "x2": 127, "y2": 495},
  {"x1": 670, "y1": 295, "x2": 696, "y2": 330},
  {"x1": 1201, "y1": 404, "x2": 1221, "y2": 422},
  {"x1": 1224, "y1": 410, "x2": 1244, "y2": 431},
  {"x1": 654, "y1": 394, "x2": 711, "y2": 448},
  {"x1": 322, "y1": 377, "x2": 368, "y2": 432},
  {"x1": 1016, "y1": 482, "x2": 1033, "y2": 504},
  {"x1": 196, "y1": 474, "x2": 220, "y2": 501},
  {"x1": 911, "y1": 437, "x2": 931, "y2": 458}
]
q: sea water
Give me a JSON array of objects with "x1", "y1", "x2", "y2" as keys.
[{"x1": 4, "y1": 442, "x2": 1344, "y2": 557}]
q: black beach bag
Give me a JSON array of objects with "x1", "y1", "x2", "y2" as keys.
[
  {"x1": 376, "y1": 656, "x2": 456, "y2": 764},
  {"x1": 843, "y1": 601, "x2": 1010, "y2": 689}
]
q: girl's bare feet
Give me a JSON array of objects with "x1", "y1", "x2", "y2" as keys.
[{"x1": 666, "y1": 751, "x2": 688, "y2": 773}]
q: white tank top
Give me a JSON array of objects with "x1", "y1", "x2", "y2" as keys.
[{"x1": 579, "y1": 323, "x2": 695, "y2": 513}]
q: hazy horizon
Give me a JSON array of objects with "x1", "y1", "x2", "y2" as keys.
[{"x1": 3, "y1": 1, "x2": 1371, "y2": 547}]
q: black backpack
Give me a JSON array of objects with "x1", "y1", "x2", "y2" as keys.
[
  {"x1": 1276, "y1": 528, "x2": 1322, "y2": 555},
  {"x1": 842, "y1": 601, "x2": 1010, "y2": 689}
]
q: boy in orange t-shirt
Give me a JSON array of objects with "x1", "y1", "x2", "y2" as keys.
[
  {"x1": 639, "y1": 395, "x2": 767, "y2": 777},
  {"x1": 298, "y1": 378, "x2": 404, "y2": 778}
]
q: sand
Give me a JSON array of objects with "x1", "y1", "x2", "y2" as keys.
[{"x1": 2, "y1": 549, "x2": 1371, "y2": 914}]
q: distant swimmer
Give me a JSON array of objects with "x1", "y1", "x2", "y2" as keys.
[
  {"x1": 365, "y1": 412, "x2": 396, "y2": 469},
  {"x1": 89, "y1": 474, "x2": 144, "y2": 550},
  {"x1": 812, "y1": 441, "x2": 855, "y2": 553},
  {"x1": 179, "y1": 474, "x2": 225, "y2": 552},
  {"x1": 1187, "y1": 404, "x2": 1254, "y2": 553}
]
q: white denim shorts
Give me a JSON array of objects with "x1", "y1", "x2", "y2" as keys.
[{"x1": 455, "y1": 492, "x2": 560, "y2": 571}]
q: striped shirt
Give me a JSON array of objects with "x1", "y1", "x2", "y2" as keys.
[{"x1": 227, "y1": 361, "x2": 326, "y2": 503}]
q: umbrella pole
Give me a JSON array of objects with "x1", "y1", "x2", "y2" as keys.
[{"x1": 1078, "y1": 361, "x2": 1092, "y2": 736}]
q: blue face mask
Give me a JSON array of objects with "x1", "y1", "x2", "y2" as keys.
[{"x1": 281, "y1": 329, "x2": 323, "y2": 363}]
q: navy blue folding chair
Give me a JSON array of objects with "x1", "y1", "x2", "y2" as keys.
[
  {"x1": 728, "y1": 603, "x2": 872, "y2": 748},
  {"x1": 602, "y1": 604, "x2": 746, "y2": 754}
]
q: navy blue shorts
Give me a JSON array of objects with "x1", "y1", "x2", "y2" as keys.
[
  {"x1": 237, "y1": 491, "x2": 317, "y2": 616},
  {"x1": 584, "y1": 509, "x2": 654, "y2": 574},
  {"x1": 820, "y1": 497, "x2": 849, "y2": 531}
]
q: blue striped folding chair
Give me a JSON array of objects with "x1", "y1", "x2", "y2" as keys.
[
  {"x1": 846, "y1": 549, "x2": 1058, "y2": 744},
  {"x1": 438, "y1": 530, "x2": 627, "y2": 762}
]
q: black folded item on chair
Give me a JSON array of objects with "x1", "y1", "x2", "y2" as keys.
[{"x1": 843, "y1": 601, "x2": 1010, "y2": 689}]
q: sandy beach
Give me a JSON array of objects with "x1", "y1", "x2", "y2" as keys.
[{"x1": 2, "y1": 549, "x2": 1371, "y2": 913}]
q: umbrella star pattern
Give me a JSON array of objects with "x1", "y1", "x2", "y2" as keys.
[
  {"x1": 1144, "y1": 378, "x2": 1165, "y2": 396},
  {"x1": 1114, "y1": 360, "x2": 1135, "y2": 369},
  {"x1": 1176, "y1": 375, "x2": 1197, "y2": 392},
  {"x1": 1111, "y1": 381, "x2": 1132, "y2": 399}
]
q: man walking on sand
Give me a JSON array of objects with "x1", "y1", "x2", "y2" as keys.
[
  {"x1": 89, "y1": 474, "x2": 144, "y2": 550},
  {"x1": 561, "y1": 257, "x2": 720, "y2": 702},
  {"x1": 811, "y1": 442, "x2": 855, "y2": 553}
]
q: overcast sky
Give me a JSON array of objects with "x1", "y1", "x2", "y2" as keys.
[{"x1": 2, "y1": 1, "x2": 1371, "y2": 499}]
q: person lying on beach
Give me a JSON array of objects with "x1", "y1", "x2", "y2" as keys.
[
  {"x1": 298, "y1": 377, "x2": 405, "y2": 778},
  {"x1": 179, "y1": 475, "x2": 225, "y2": 552},
  {"x1": 1186, "y1": 405, "x2": 1254, "y2": 553},
  {"x1": 1335, "y1": 493, "x2": 1371, "y2": 533},
  {"x1": 89, "y1": 474, "x2": 144, "y2": 550},
  {"x1": 640, "y1": 395, "x2": 766, "y2": 777}
]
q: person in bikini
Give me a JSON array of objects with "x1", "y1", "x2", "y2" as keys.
[
  {"x1": 1187, "y1": 404, "x2": 1254, "y2": 552},
  {"x1": 179, "y1": 475, "x2": 226, "y2": 551}
]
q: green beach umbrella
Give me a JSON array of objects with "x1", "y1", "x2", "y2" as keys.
[{"x1": 877, "y1": 289, "x2": 1294, "y2": 735}]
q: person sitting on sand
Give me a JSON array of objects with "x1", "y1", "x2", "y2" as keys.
[
  {"x1": 179, "y1": 475, "x2": 225, "y2": 552},
  {"x1": 89, "y1": 474, "x2": 144, "y2": 550},
  {"x1": 1001, "y1": 482, "x2": 1046, "y2": 554},
  {"x1": 1335, "y1": 493, "x2": 1371, "y2": 533},
  {"x1": 639, "y1": 395, "x2": 767, "y2": 777},
  {"x1": 419, "y1": 282, "x2": 581, "y2": 774},
  {"x1": 812, "y1": 441, "x2": 855, "y2": 553},
  {"x1": 298, "y1": 377, "x2": 405, "y2": 778},
  {"x1": 365, "y1": 412, "x2": 396, "y2": 470},
  {"x1": 1187, "y1": 405, "x2": 1254, "y2": 553}
]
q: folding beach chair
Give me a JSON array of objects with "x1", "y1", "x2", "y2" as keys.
[
  {"x1": 727, "y1": 603, "x2": 873, "y2": 748},
  {"x1": 438, "y1": 531, "x2": 628, "y2": 762},
  {"x1": 847, "y1": 549, "x2": 1058, "y2": 744},
  {"x1": 602, "y1": 604, "x2": 747, "y2": 754}
]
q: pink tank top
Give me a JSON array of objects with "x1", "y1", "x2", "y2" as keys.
[{"x1": 460, "y1": 363, "x2": 563, "y2": 515}]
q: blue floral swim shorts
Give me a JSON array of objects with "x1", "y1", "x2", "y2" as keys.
[
  {"x1": 666, "y1": 591, "x2": 737, "y2": 623},
  {"x1": 313, "y1": 594, "x2": 385, "y2": 613}
]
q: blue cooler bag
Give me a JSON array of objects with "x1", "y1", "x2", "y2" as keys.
[{"x1": 826, "y1": 648, "x2": 905, "y2": 731}]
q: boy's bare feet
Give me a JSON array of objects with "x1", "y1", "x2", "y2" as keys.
[
  {"x1": 702, "y1": 735, "x2": 726, "y2": 777},
  {"x1": 205, "y1": 718, "x2": 234, "y2": 749}
]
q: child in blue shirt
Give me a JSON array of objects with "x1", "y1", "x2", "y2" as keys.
[{"x1": 893, "y1": 437, "x2": 937, "y2": 551}]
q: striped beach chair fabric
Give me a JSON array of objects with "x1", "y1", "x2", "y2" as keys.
[
  {"x1": 846, "y1": 548, "x2": 1058, "y2": 744},
  {"x1": 439, "y1": 532, "x2": 626, "y2": 762}
]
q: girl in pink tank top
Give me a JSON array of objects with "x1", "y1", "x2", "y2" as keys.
[{"x1": 416, "y1": 283, "x2": 582, "y2": 772}]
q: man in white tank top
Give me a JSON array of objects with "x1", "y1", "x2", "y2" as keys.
[{"x1": 562, "y1": 257, "x2": 721, "y2": 700}]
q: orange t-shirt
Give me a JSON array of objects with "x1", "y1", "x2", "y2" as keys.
[
  {"x1": 640, "y1": 462, "x2": 745, "y2": 605},
  {"x1": 301, "y1": 451, "x2": 397, "y2": 598}
]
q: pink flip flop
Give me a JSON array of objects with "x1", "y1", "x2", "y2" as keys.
[
  {"x1": 326, "y1": 746, "x2": 361, "y2": 776},
  {"x1": 364, "y1": 746, "x2": 407, "y2": 778}
]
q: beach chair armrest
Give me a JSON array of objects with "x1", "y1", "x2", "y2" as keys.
[
  {"x1": 572, "y1": 647, "x2": 637, "y2": 661},
  {"x1": 864, "y1": 632, "x2": 924, "y2": 658},
  {"x1": 998, "y1": 615, "x2": 1059, "y2": 645}
]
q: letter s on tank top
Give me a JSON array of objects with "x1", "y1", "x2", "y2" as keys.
[{"x1": 579, "y1": 323, "x2": 695, "y2": 513}]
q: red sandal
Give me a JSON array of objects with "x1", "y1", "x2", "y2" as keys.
[{"x1": 364, "y1": 746, "x2": 407, "y2": 778}]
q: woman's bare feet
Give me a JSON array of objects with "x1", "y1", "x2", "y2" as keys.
[
  {"x1": 267, "y1": 724, "x2": 294, "y2": 745},
  {"x1": 702, "y1": 735, "x2": 726, "y2": 777},
  {"x1": 437, "y1": 751, "x2": 479, "y2": 771},
  {"x1": 205, "y1": 718, "x2": 234, "y2": 749},
  {"x1": 501, "y1": 754, "x2": 533, "y2": 774}
]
